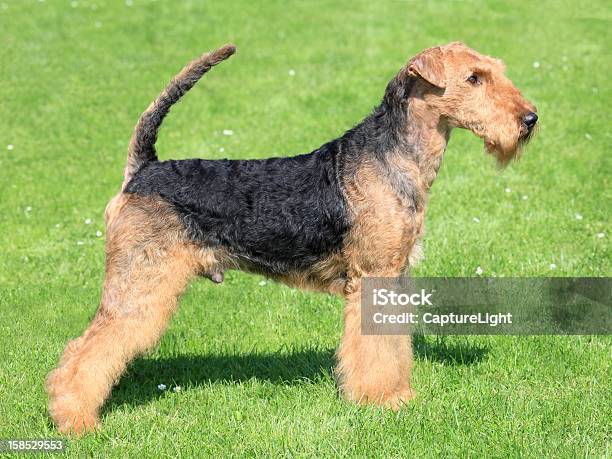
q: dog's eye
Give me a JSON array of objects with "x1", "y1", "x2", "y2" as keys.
[{"x1": 467, "y1": 74, "x2": 480, "y2": 85}]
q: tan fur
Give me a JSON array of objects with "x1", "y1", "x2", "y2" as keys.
[
  {"x1": 336, "y1": 284, "x2": 415, "y2": 409},
  {"x1": 332, "y1": 44, "x2": 536, "y2": 407},
  {"x1": 426, "y1": 42, "x2": 537, "y2": 165},
  {"x1": 342, "y1": 161, "x2": 423, "y2": 277},
  {"x1": 46, "y1": 195, "x2": 219, "y2": 435},
  {"x1": 334, "y1": 161, "x2": 422, "y2": 408},
  {"x1": 277, "y1": 252, "x2": 348, "y2": 295}
]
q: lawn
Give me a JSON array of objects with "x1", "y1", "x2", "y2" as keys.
[{"x1": 0, "y1": 0, "x2": 610, "y2": 457}]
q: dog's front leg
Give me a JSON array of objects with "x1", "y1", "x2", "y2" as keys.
[{"x1": 335, "y1": 277, "x2": 415, "y2": 410}]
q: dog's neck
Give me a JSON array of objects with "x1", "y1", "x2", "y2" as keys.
[
  {"x1": 337, "y1": 76, "x2": 451, "y2": 211},
  {"x1": 348, "y1": 77, "x2": 450, "y2": 209},
  {"x1": 401, "y1": 91, "x2": 451, "y2": 188}
]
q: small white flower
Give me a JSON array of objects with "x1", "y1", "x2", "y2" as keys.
[
  {"x1": 157, "y1": 383, "x2": 167, "y2": 390},
  {"x1": 585, "y1": 133, "x2": 592, "y2": 140},
  {"x1": 95, "y1": 230, "x2": 103, "y2": 237},
  {"x1": 288, "y1": 69, "x2": 296, "y2": 76},
  {"x1": 597, "y1": 233, "x2": 605, "y2": 239},
  {"x1": 258, "y1": 280, "x2": 267, "y2": 286},
  {"x1": 7, "y1": 144, "x2": 13, "y2": 150},
  {"x1": 55, "y1": 223, "x2": 61, "y2": 228},
  {"x1": 549, "y1": 263, "x2": 557, "y2": 270},
  {"x1": 575, "y1": 213, "x2": 583, "y2": 220},
  {"x1": 219, "y1": 147, "x2": 225, "y2": 152},
  {"x1": 522, "y1": 195, "x2": 528, "y2": 200},
  {"x1": 475, "y1": 266, "x2": 483, "y2": 276},
  {"x1": 77, "y1": 241, "x2": 84, "y2": 245},
  {"x1": 472, "y1": 217, "x2": 480, "y2": 223},
  {"x1": 504, "y1": 188, "x2": 511, "y2": 193},
  {"x1": 532, "y1": 61, "x2": 540, "y2": 68},
  {"x1": 222, "y1": 129, "x2": 234, "y2": 136},
  {"x1": 173, "y1": 386, "x2": 181, "y2": 392},
  {"x1": 25, "y1": 206, "x2": 32, "y2": 212},
  {"x1": 85, "y1": 218, "x2": 92, "y2": 225}
]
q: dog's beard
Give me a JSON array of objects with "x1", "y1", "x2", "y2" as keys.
[
  {"x1": 483, "y1": 123, "x2": 535, "y2": 167},
  {"x1": 485, "y1": 138, "x2": 520, "y2": 167}
]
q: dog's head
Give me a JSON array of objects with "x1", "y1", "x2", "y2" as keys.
[{"x1": 391, "y1": 42, "x2": 538, "y2": 165}]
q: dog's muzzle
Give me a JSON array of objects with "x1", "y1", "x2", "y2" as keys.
[{"x1": 522, "y1": 112, "x2": 538, "y2": 132}]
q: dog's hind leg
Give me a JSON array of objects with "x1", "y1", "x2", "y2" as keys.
[
  {"x1": 335, "y1": 277, "x2": 415, "y2": 410},
  {"x1": 45, "y1": 195, "x2": 206, "y2": 435}
]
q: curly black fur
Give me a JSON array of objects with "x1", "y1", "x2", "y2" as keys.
[
  {"x1": 124, "y1": 44, "x2": 422, "y2": 275},
  {"x1": 125, "y1": 143, "x2": 349, "y2": 274}
]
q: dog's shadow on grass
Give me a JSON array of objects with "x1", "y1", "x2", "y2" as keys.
[
  {"x1": 107, "y1": 337, "x2": 488, "y2": 410},
  {"x1": 107, "y1": 347, "x2": 337, "y2": 411},
  {"x1": 412, "y1": 335, "x2": 489, "y2": 365}
]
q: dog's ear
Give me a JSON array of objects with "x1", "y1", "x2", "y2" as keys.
[{"x1": 407, "y1": 46, "x2": 446, "y2": 89}]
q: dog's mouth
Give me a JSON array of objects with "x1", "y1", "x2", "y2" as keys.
[{"x1": 519, "y1": 124, "x2": 537, "y2": 145}]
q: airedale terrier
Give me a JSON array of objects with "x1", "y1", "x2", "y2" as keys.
[{"x1": 46, "y1": 42, "x2": 537, "y2": 434}]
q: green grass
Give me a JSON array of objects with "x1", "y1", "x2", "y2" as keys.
[{"x1": 1, "y1": 0, "x2": 610, "y2": 457}]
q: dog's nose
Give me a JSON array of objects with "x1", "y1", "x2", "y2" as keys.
[{"x1": 522, "y1": 112, "x2": 538, "y2": 129}]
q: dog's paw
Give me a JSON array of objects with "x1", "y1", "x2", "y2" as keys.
[
  {"x1": 378, "y1": 388, "x2": 417, "y2": 411},
  {"x1": 52, "y1": 407, "x2": 100, "y2": 436},
  {"x1": 48, "y1": 391, "x2": 100, "y2": 436},
  {"x1": 341, "y1": 385, "x2": 416, "y2": 410}
]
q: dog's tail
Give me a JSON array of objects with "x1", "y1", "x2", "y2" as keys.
[{"x1": 123, "y1": 44, "x2": 237, "y2": 187}]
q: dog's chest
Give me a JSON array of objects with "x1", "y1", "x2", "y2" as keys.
[{"x1": 341, "y1": 163, "x2": 424, "y2": 275}]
